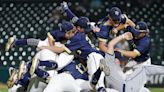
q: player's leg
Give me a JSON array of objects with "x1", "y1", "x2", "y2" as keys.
[
  {"x1": 125, "y1": 65, "x2": 149, "y2": 92},
  {"x1": 29, "y1": 49, "x2": 59, "y2": 75},
  {"x1": 36, "y1": 49, "x2": 74, "y2": 69},
  {"x1": 43, "y1": 72, "x2": 81, "y2": 92},
  {"x1": 87, "y1": 52, "x2": 106, "y2": 91},
  {"x1": 5, "y1": 37, "x2": 40, "y2": 51},
  {"x1": 55, "y1": 52, "x2": 74, "y2": 70},
  {"x1": 75, "y1": 79, "x2": 92, "y2": 91},
  {"x1": 106, "y1": 88, "x2": 119, "y2": 92},
  {"x1": 8, "y1": 84, "x2": 22, "y2": 92},
  {"x1": 28, "y1": 80, "x2": 47, "y2": 92},
  {"x1": 143, "y1": 65, "x2": 164, "y2": 75},
  {"x1": 103, "y1": 53, "x2": 126, "y2": 92},
  {"x1": 139, "y1": 87, "x2": 150, "y2": 92}
]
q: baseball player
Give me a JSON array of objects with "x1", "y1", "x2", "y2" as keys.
[
  {"x1": 61, "y1": 2, "x2": 135, "y2": 57},
  {"x1": 94, "y1": 7, "x2": 135, "y2": 54},
  {"x1": 61, "y1": 2, "x2": 95, "y2": 33},
  {"x1": 91, "y1": 31, "x2": 164, "y2": 92},
  {"x1": 39, "y1": 21, "x2": 107, "y2": 92},
  {"x1": 7, "y1": 65, "x2": 56, "y2": 92},
  {"x1": 7, "y1": 68, "x2": 22, "y2": 92},
  {"x1": 5, "y1": 22, "x2": 69, "y2": 52},
  {"x1": 43, "y1": 59, "x2": 90, "y2": 92},
  {"x1": 115, "y1": 21, "x2": 151, "y2": 69}
]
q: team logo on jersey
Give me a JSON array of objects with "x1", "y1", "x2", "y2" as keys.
[
  {"x1": 115, "y1": 11, "x2": 119, "y2": 16},
  {"x1": 66, "y1": 40, "x2": 71, "y2": 44}
]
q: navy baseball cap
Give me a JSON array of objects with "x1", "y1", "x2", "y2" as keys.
[
  {"x1": 76, "y1": 16, "x2": 92, "y2": 32},
  {"x1": 108, "y1": 7, "x2": 122, "y2": 22},
  {"x1": 127, "y1": 26, "x2": 140, "y2": 36},
  {"x1": 135, "y1": 21, "x2": 149, "y2": 33},
  {"x1": 60, "y1": 21, "x2": 74, "y2": 33}
]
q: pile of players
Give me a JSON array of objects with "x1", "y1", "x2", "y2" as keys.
[{"x1": 6, "y1": 2, "x2": 164, "y2": 92}]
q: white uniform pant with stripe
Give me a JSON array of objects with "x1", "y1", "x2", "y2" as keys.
[
  {"x1": 87, "y1": 52, "x2": 105, "y2": 89},
  {"x1": 35, "y1": 49, "x2": 74, "y2": 70},
  {"x1": 43, "y1": 72, "x2": 82, "y2": 92}
]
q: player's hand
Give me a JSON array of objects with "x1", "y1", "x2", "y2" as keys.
[
  {"x1": 112, "y1": 28, "x2": 118, "y2": 34},
  {"x1": 92, "y1": 26, "x2": 100, "y2": 33},
  {"x1": 7, "y1": 80, "x2": 15, "y2": 88},
  {"x1": 61, "y1": 1, "x2": 69, "y2": 10},
  {"x1": 122, "y1": 32, "x2": 133, "y2": 40}
]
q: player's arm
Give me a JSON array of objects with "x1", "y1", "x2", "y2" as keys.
[
  {"x1": 98, "y1": 40, "x2": 108, "y2": 53},
  {"x1": 107, "y1": 32, "x2": 133, "y2": 54},
  {"x1": 47, "y1": 32, "x2": 55, "y2": 46},
  {"x1": 61, "y1": 1, "x2": 79, "y2": 23},
  {"x1": 116, "y1": 37, "x2": 150, "y2": 58},
  {"x1": 39, "y1": 45, "x2": 71, "y2": 54},
  {"x1": 115, "y1": 49, "x2": 140, "y2": 58},
  {"x1": 112, "y1": 14, "x2": 136, "y2": 34},
  {"x1": 97, "y1": 25, "x2": 109, "y2": 52}
]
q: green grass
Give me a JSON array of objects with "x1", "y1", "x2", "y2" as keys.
[
  {"x1": 0, "y1": 86, "x2": 7, "y2": 92},
  {"x1": 149, "y1": 88, "x2": 164, "y2": 92}
]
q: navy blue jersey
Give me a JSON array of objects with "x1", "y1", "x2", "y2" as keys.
[
  {"x1": 120, "y1": 14, "x2": 127, "y2": 24},
  {"x1": 16, "y1": 72, "x2": 30, "y2": 87},
  {"x1": 50, "y1": 29, "x2": 65, "y2": 42},
  {"x1": 97, "y1": 14, "x2": 127, "y2": 26},
  {"x1": 65, "y1": 32, "x2": 100, "y2": 61},
  {"x1": 58, "y1": 61, "x2": 88, "y2": 80},
  {"x1": 132, "y1": 36, "x2": 151, "y2": 62},
  {"x1": 96, "y1": 24, "x2": 113, "y2": 42}
]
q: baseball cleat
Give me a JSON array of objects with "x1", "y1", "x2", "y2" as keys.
[
  {"x1": 18, "y1": 61, "x2": 26, "y2": 79},
  {"x1": 47, "y1": 32, "x2": 55, "y2": 46},
  {"x1": 5, "y1": 37, "x2": 15, "y2": 51},
  {"x1": 7, "y1": 68, "x2": 18, "y2": 88},
  {"x1": 99, "y1": 59, "x2": 110, "y2": 76},
  {"x1": 30, "y1": 57, "x2": 39, "y2": 76}
]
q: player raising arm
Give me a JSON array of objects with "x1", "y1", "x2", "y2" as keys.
[{"x1": 115, "y1": 21, "x2": 151, "y2": 68}]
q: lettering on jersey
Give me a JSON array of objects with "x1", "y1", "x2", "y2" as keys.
[
  {"x1": 76, "y1": 63, "x2": 87, "y2": 74},
  {"x1": 85, "y1": 35, "x2": 95, "y2": 48},
  {"x1": 66, "y1": 40, "x2": 71, "y2": 44}
]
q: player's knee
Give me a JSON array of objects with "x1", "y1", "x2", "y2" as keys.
[{"x1": 39, "y1": 49, "x2": 57, "y2": 60}]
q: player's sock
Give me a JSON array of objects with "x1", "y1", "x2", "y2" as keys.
[
  {"x1": 39, "y1": 60, "x2": 58, "y2": 69},
  {"x1": 35, "y1": 68, "x2": 49, "y2": 79},
  {"x1": 15, "y1": 38, "x2": 39, "y2": 46},
  {"x1": 91, "y1": 67, "x2": 102, "y2": 86},
  {"x1": 14, "y1": 39, "x2": 27, "y2": 45},
  {"x1": 97, "y1": 87, "x2": 107, "y2": 92},
  {"x1": 27, "y1": 38, "x2": 40, "y2": 46}
]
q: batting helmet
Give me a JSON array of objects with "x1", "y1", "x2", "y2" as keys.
[
  {"x1": 127, "y1": 21, "x2": 149, "y2": 36},
  {"x1": 60, "y1": 21, "x2": 74, "y2": 33},
  {"x1": 135, "y1": 21, "x2": 149, "y2": 33},
  {"x1": 76, "y1": 16, "x2": 92, "y2": 32},
  {"x1": 108, "y1": 7, "x2": 122, "y2": 22}
]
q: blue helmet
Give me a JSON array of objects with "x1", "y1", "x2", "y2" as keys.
[
  {"x1": 76, "y1": 16, "x2": 92, "y2": 32},
  {"x1": 108, "y1": 7, "x2": 122, "y2": 22},
  {"x1": 135, "y1": 21, "x2": 149, "y2": 33},
  {"x1": 60, "y1": 21, "x2": 74, "y2": 33},
  {"x1": 127, "y1": 21, "x2": 149, "y2": 36}
]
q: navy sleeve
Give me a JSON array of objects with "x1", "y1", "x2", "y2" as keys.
[
  {"x1": 50, "y1": 30, "x2": 65, "y2": 42},
  {"x1": 96, "y1": 25, "x2": 110, "y2": 40},
  {"x1": 65, "y1": 40, "x2": 83, "y2": 51},
  {"x1": 120, "y1": 14, "x2": 127, "y2": 24},
  {"x1": 135, "y1": 38, "x2": 150, "y2": 54},
  {"x1": 65, "y1": 8, "x2": 79, "y2": 23}
]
